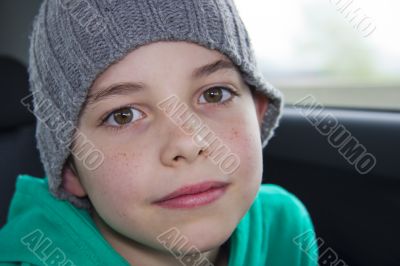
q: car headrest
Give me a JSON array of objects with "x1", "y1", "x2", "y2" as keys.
[{"x1": 0, "y1": 56, "x2": 35, "y2": 130}]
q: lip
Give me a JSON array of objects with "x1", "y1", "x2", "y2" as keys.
[{"x1": 153, "y1": 181, "x2": 229, "y2": 209}]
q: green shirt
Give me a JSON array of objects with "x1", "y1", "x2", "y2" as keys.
[{"x1": 0, "y1": 175, "x2": 318, "y2": 265}]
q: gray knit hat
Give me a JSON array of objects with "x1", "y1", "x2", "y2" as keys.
[{"x1": 28, "y1": 0, "x2": 283, "y2": 208}]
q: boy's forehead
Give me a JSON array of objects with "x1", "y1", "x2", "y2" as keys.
[
  {"x1": 85, "y1": 42, "x2": 242, "y2": 105},
  {"x1": 93, "y1": 42, "x2": 235, "y2": 81}
]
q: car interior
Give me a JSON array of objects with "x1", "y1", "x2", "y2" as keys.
[{"x1": 1, "y1": 1, "x2": 399, "y2": 265}]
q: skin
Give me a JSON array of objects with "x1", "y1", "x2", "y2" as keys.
[{"x1": 62, "y1": 41, "x2": 269, "y2": 266}]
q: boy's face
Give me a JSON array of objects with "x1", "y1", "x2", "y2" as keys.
[{"x1": 63, "y1": 41, "x2": 268, "y2": 257}]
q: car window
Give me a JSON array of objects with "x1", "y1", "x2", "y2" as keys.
[{"x1": 235, "y1": 0, "x2": 400, "y2": 110}]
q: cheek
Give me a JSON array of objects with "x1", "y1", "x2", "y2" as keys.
[
  {"x1": 202, "y1": 106, "x2": 263, "y2": 210},
  {"x1": 211, "y1": 107, "x2": 263, "y2": 178},
  {"x1": 225, "y1": 124, "x2": 263, "y2": 190},
  {"x1": 78, "y1": 148, "x2": 168, "y2": 246},
  {"x1": 201, "y1": 112, "x2": 263, "y2": 227},
  {"x1": 80, "y1": 148, "x2": 147, "y2": 215}
]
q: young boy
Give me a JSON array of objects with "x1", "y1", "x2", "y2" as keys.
[{"x1": 0, "y1": 0, "x2": 318, "y2": 265}]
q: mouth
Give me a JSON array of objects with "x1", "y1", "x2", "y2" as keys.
[{"x1": 153, "y1": 181, "x2": 230, "y2": 209}]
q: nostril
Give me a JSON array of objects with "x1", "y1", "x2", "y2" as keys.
[{"x1": 173, "y1": 156, "x2": 182, "y2": 161}]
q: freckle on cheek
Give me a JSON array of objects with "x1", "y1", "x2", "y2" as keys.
[
  {"x1": 111, "y1": 151, "x2": 142, "y2": 170},
  {"x1": 229, "y1": 128, "x2": 239, "y2": 141},
  {"x1": 116, "y1": 152, "x2": 128, "y2": 158}
]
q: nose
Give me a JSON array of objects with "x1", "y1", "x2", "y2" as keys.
[{"x1": 159, "y1": 116, "x2": 206, "y2": 167}]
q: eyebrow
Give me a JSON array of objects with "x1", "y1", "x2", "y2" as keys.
[
  {"x1": 85, "y1": 82, "x2": 144, "y2": 107},
  {"x1": 192, "y1": 59, "x2": 237, "y2": 79},
  {"x1": 85, "y1": 59, "x2": 237, "y2": 107}
]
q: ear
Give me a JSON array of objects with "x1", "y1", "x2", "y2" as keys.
[
  {"x1": 252, "y1": 90, "x2": 269, "y2": 127},
  {"x1": 61, "y1": 160, "x2": 87, "y2": 197}
]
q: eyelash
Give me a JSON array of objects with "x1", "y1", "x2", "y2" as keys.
[
  {"x1": 199, "y1": 86, "x2": 240, "y2": 106},
  {"x1": 98, "y1": 103, "x2": 141, "y2": 132},
  {"x1": 100, "y1": 86, "x2": 241, "y2": 133}
]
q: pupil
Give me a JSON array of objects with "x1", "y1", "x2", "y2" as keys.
[
  {"x1": 205, "y1": 87, "x2": 222, "y2": 102},
  {"x1": 114, "y1": 108, "x2": 132, "y2": 124}
]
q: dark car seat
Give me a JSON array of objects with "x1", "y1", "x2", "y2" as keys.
[
  {"x1": 263, "y1": 110, "x2": 400, "y2": 266},
  {"x1": 0, "y1": 55, "x2": 44, "y2": 227}
]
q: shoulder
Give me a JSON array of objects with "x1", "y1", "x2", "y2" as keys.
[
  {"x1": 0, "y1": 175, "x2": 129, "y2": 265},
  {"x1": 257, "y1": 184, "x2": 310, "y2": 219},
  {"x1": 254, "y1": 184, "x2": 315, "y2": 237},
  {"x1": 250, "y1": 184, "x2": 318, "y2": 265}
]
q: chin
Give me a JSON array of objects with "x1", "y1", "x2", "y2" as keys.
[{"x1": 167, "y1": 218, "x2": 234, "y2": 254}]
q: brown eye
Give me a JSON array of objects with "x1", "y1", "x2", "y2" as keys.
[
  {"x1": 204, "y1": 87, "x2": 223, "y2": 103},
  {"x1": 104, "y1": 107, "x2": 143, "y2": 127},
  {"x1": 113, "y1": 108, "x2": 132, "y2": 124},
  {"x1": 199, "y1": 86, "x2": 237, "y2": 104}
]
